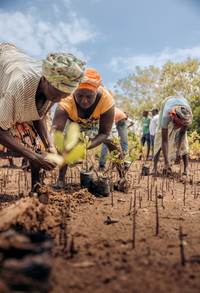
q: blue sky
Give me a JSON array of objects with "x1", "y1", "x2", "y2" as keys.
[{"x1": 1, "y1": 0, "x2": 200, "y2": 94}]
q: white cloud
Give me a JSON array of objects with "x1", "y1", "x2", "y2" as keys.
[
  {"x1": 52, "y1": 4, "x2": 61, "y2": 17},
  {"x1": 109, "y1": 46, "x2": 200, "y2": 73},
  {"x1": 0, "y1": 7, "x2": 98, "y2": 61},
  {"x1": 62, "y1": 0, "x2": 71, "y2": 9}
]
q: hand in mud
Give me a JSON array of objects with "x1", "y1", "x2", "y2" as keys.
[
  {"x1": 163, "y1": 163, "x2": 172, "y2": 175},
  {"x1": 174, "y1": 152, "x2": 181, "y2": 165},
  {"x1": 29, "y1": 153, "x2": 56, "y2": 170}
]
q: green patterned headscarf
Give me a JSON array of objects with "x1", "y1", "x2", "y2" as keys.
[{"x1": 42, "y1": 53, "x2": 86, "y2": 93}]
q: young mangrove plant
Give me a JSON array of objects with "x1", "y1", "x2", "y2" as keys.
[
  {"x1": 79, "y1": 132, "x2": 92, "y2": 173},
  {"x1": 47, "y1": 123, "x2": 85, "y2": 166}
]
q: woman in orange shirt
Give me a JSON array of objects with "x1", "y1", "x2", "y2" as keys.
[{"x1": 51, "y1": 69, "x2": 123, "y2": 189}]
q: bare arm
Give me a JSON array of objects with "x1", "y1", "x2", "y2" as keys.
[
  {"x1": 177, "y1": 125, "x2": 188, "y2": 150},
  {"x1": 0, "y1": 127, "x2": 55, "y2": 170},
  {"x1": 175, "y1": 125, "x2": 189, "y2": 164},
  {"x1": 33, "y1": 115, "x2": 56, "y2": 153},
  {"x1": 88, "y1": 106, "x2": 114, "y2": 149},
  {"x1": 50, "y1": 104, "x2": 69, "y2": 142},
  {"x1": 127, "y1": 121, "x2": 134, "y2": 129}
]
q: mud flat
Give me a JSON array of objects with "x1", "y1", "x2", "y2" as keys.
[{"x1": 0, "y1": 158, "x2": 200, "y2": 293}]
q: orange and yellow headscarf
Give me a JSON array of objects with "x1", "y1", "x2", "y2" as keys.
[{"x1": 77, "y1": 68, "x2": 102, "y2": 91}]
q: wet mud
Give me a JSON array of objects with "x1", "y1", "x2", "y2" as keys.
[{"x1": 0, "y1": 158, "x2": 200, "y2": 293}]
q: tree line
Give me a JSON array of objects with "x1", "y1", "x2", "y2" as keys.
[{"x1": 114, "y1": 58, "x2": 200, "y2": 134}]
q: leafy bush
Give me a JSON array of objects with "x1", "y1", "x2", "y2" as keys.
[{"x1": 188, "y1": 131, "x2": 200, "y2": 160}]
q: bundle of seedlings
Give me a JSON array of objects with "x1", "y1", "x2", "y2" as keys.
[
  {"x1": 47, "y1": 123, "x2": 85, "y2": 192},
  {"x1": 48, "y1": 123, "x2": 85, "y2": 167}
]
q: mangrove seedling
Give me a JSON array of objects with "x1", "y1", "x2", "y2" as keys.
[
  {"x1": 79, "y1": 132, "x2": 93, "y2": 173},
  {"x1": 47, "y1": 123, "x2": 85, "y2": 166},
  {"x1": 79, "y1": 132, "x2": 101, "y2": 180}
]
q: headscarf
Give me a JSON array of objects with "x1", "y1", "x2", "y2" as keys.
[
  {"x1": 42, "y1": 53, "x2": 86, "y2": 93},
  {"x1": 76, "y1": 69, "x2": 102, "y2": 91},
  {"x1": 167, "y1": 106, "x2": 192, "y2": 130}
]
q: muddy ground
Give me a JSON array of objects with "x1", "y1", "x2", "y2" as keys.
[{"x1": 0, "y1": 158, "x2": 200, "y2": 293}]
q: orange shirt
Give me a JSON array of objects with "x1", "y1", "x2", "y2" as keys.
[
  {"x1": 59, "y1": 87, "x2": 115, "y2": 123},
  {"x1": 115, "y1": 107, "x2": 127, "y2": 123}
]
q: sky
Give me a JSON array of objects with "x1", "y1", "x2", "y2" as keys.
[{"x1": 1, "y1": 0, "x2": 200, "y2": 94}]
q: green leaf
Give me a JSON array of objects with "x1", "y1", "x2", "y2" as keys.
[
  {"x1": 113, "y1": 150, "x2": 119, "y2": 156},
  {"x1": 95, "y1": 154, "x2": 100, "y2": 159},
  {"x1": 105, "y1": 155, "x2": 110, "y2": 160},
  {"x1": 64, "y1": 123, "x2": 80, "y2": 151},
  {"x1": 47, "y1": 153, "x2": 64, "y2": 166},
  {"x1": 54, "y1": 131, "x2": 64, "y2": 153},
  {"x1": 131, "y1": 150, "x2": 136, "y2": 157},
  {"x1": 87, "y1": 141, "x2": 91, "y2": 148},
  {"x1": 89, "y1": 166, "x2": 94, "y2": 171},
  {"x1": 69, "y1": 163, "x2": 76, "y2": 168},
  {"x1": 126, "y1": 157, "x2": 132, "y2": 161},
  {"x1": 65, "y1": 143, "x2": 85, "y2": 164}
]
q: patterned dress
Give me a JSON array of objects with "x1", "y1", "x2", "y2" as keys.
[
  {"x1": 154, "y1": 96, "x2": 189, "y2": 161},
  {"x1": 0, "y1": 42, "x2": 51, "y2": 159}
]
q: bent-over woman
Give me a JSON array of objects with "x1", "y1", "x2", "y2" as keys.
[
  {"x1": 152, "y1": 96, "x2": 193, "y2": 175},
  {"x1": 51, "y1": 68, "x2": 123, "y2": 189},
  {"x1": 0, "y1": 42, "x2": 86, "y2": 187}
]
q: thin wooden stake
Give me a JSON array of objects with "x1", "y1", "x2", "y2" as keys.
[
  {"x1": 150, "y1": 183, "x2": 152, "y2": 201},
  {"x1": 18, "y1": 172, "x2": 20, "y2": 195},
  {"x1": 134, "y1": 190, "x2": 136, "y2": 207},
  {"x1": 59, "y1": 222, "x2": 62, "y2": 246},
  {"x1": 127, "y1": 195, "x2": 132, "y2": 215},
  {"x1": 179, "y1": 226, "x2": 185, "y2": 266},
  {"x1": 184, "y1": 178, "x2": 186, "y2": 206},
  {"x1": 70, "y1": 235, "x2": 74, "y2": 258},
  {"x1": 132, "y1": 198, "x2": 136, "y2": 249},
  {"x1": 3, "y1": 173, "x2": 6, "y2": 187},
  {"x1": 139, "y1": 193, "x2": 142, "y2": 208},
  {"x1": 155, "y1": 185, "x2": 159, "y2": 236},
  {"x1": 71, "y1": 169, "x2": 73, "y2": 184},
  {"x1": 111, "y1": 191, "x2": 113, "y2": 207}
]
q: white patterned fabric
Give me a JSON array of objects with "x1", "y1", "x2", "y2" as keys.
[{"x1": 0, "y1": 43, "x2": 51, "y2": 130}]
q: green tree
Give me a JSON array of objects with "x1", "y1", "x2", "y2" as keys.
[
  {"x1": 114, "y1": 65, "x2": 161, "y2": 124},
  {"x1": 114, "y1": 58, "x2": 200, "y2": 134},
  {"x1": 159, "y1": 58, "x2": 200, "y2": 133}
]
